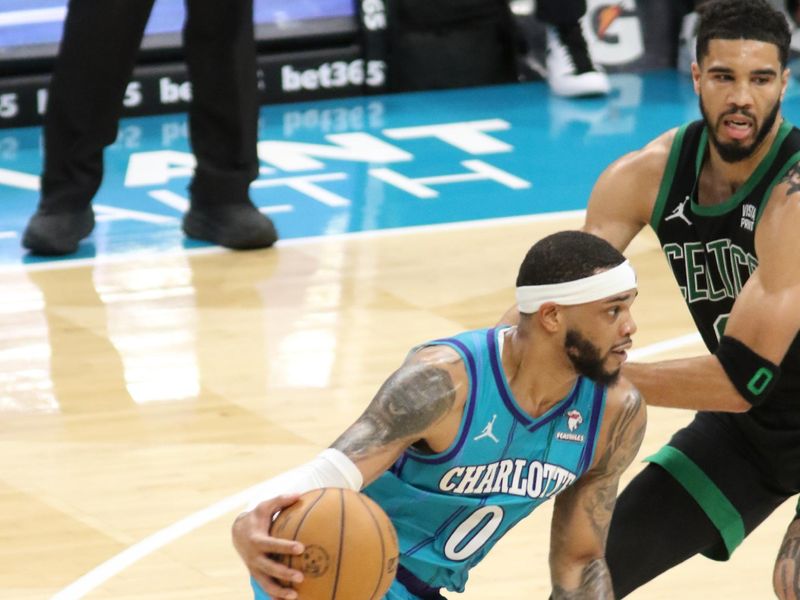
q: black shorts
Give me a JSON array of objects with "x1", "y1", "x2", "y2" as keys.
[{"x1": 648, "y1": 411, "x2": 800, "y2": 560}]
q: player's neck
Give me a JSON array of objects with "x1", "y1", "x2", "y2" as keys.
[{"x1": 502, "y1": 326, "x2": 579, "y2": 418}]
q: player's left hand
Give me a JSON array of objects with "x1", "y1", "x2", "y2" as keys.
[{"x1": 232, "y1": 494, "x2": 306, "y2": 600}]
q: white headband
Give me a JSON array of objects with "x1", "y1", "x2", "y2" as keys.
[{"x1": 516, "y1": 260, "x2": 637, "y2": 314}]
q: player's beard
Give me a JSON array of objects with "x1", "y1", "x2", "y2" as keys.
[
  {"x1": 699, "y1": 93, "x2": 781, "y2": 163},
  {"x1": 564, "y1": 328, "x2": 620, "y2": 386}
]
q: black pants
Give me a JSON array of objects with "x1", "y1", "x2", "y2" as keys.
[
  {"x1": 387, "y1": 0, "x2": 519, "y2": 91},
  {"x1": 41, "y1": 0, "x2": 259, "y2": 212},
  {"x1": 535, "y1": 0, "x2": 586, "y2": 27},
  {"x1": 607, "y1": 412, "x2": 797, "y2": 597}
]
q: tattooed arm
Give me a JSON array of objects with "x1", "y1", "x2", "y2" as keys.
[
  {"x1": 774, "y1": 511, "x2": 800, "y2": 600},
  {"x1": 549, "y1": 378, "x2": 646, "y2": 599},
  {"x1": 723, "y1": 163, "x2": 800, "y2": 377},
  {"x1": 232, "y1": 345, "x2": 467, "y2": 599},
  {"x1": 330, "y1": 344, "x2": 467, "y2": 483}
]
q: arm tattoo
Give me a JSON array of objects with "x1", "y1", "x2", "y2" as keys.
[
  {"x1": 552, "y1": 558, "x2": 613, "y2": 599},
  {"x1": 595, "y1": 388, "x2": 646, "y2": 474},
  {"x1": 331, "y1": 362, "x2": 457, "y2": 459},
  {"x1": 781, "y1": 162, "x2": 800, "y2": 197},
  {"x1": 550, "y1": 389, "x2": 644, "y2": 597},
  {"x1": 579, "y1": 388, "x2": 646, "y2": 540},
  {"x1": 775, "y1": 519, "x2": 800, "y2": 600}
]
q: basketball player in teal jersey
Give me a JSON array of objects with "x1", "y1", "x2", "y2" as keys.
[
  {"x1": 570, "y1": 0, "x2": 800, "y2": 597},
  {"x1": 232, "y1": 231, "x2": 645, "y2": 600}
]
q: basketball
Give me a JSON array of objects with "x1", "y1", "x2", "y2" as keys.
[{"x1": 271, "y1": 488, "x2": 399, "y2": 600}]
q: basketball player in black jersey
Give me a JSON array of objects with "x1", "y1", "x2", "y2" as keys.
[{"x1": 579, "y1": 0, "x2": 800, "y2": 597}]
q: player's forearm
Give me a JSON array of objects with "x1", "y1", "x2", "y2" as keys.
[
  {"x1": 622, "y1": 355, "x2": 750, "y2": 412},
  {"x1": 774, "y1": 518, "x2": 800, "y2": 600},
  {"x1": 551, "y1": 558, "x2": 613, "y2": 599}
]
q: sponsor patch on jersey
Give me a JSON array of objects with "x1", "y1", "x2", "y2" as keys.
[
  {"x1": 741, "y1": 203, "x2": 756, "y2": 232},
  {"x1": 555, "y1": 431, "x2": 586, "y2": 442},
  {"x1": 567, "y1": 409, "x2": 583, "y2": 430},
  {"x1": 556, "y1": 409, "x2": 585, "y2": 442}
]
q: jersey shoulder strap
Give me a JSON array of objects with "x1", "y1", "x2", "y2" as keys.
[
  {"x1": 650, "y1": 120, "x2": 705, "y2": 232},
  {"x1": 756, "y1": 121, "x2": 800, "y2": 224}
]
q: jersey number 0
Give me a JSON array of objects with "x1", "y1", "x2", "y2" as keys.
[{"x1": 444, "y1": 505, "x2": 505, "y2": 561}]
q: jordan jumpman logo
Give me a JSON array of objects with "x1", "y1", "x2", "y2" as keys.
[
  {"x1": 474, "y1": 414, "x2": 499, "y2": 443},
  {"x1": 665, "y1": 196, "x2": 692, "y2": 226}
]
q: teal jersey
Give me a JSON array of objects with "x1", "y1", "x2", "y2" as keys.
[{"x1": 363, "y1": 327, "x2": 608, "y2": 594}]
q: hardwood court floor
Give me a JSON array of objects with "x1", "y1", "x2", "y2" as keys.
[{"x1": 0, "y1": 215, "x2": 794, "y2": 599}]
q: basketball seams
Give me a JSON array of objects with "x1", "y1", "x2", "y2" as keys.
[
  {"x1": 274, "y1": 488, "x2": 398, "y2": 599},
  {"x1": 288, "y1": 488, "x2": 326, "y2": 574},
  {"x1": 330, "y1": 488, "x2": 345, "y2": 600},
  {"x1": 356, "y1": 493, "x2": 387, "y2": 600}
]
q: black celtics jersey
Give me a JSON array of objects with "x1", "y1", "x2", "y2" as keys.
[{"x1": 651, "y1": 119, "x2": 800, "y2": 432}]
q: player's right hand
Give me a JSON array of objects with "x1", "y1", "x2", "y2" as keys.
[{"x1": 232, "y1": 494, "x2": 305, "y2": 600}]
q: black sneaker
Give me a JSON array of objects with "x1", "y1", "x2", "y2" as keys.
[
  {"x1": 546, "y1": 23, "x2": 610, "y2": 97},
  {"x1": 22, "y1": 205, "x2": 95, "y2": 256},
  {"x1": 182, "y1": 201, "x2": 278, "y2": 250}
]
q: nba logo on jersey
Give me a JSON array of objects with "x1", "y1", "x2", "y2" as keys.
[{"x1": 556, "y1": 410, "x2": 585, "y2": 443}]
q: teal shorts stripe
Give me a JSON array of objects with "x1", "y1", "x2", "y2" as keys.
[{"x1": 646, "y1": 445, "x2": 746, "y2": 558}]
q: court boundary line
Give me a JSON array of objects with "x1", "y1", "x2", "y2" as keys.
[
  {"x1": 51, "y1": 328, "x2": 704, "y2": 600},
  {"x1": 5, "y1": 209, "x2": 586, "y2": 274},
  {"x1": 628, "y1": 332, "x2": 703, "y2": 361}
]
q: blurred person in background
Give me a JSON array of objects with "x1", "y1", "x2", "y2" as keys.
[{"x1": 23, "y1": 0, "x2": 277, "y2": 256}]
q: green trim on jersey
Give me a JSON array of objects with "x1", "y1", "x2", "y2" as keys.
[
  {"x1": 650, "y1": 125, "x2": 689, "y2": 231},
  {"x1": 757, "y1": 148, "x2": 800, "y2": 224},
  {"x1": 690, "y1": 120, "x2": 793, "y2": 217},
  {"x1": 694, "y1": 127, "x2": 707, "y2": 175},
  {"x1": 646, "y1": 445, "x2": 745, "y2": 559}
]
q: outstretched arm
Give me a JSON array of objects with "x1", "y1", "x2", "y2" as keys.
[
  {"x1": 623, "y1": 163, "x2": 800, "y2": 412},
  {"x1": 549, "y1": 382, "x2": 646, "y2": 599},
  {"x1": 232, "y1": 346, "x2": 467, "y2": 599}
]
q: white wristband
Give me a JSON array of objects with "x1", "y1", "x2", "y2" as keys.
[{"x1": 245, "y1": 448, "x2": 363, "y2": 511}]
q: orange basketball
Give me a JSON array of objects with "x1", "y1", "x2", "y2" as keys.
[{"x1": 271, "y1": 488, "x2": 399, "y2": 600}]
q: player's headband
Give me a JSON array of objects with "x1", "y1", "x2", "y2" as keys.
[{"x1": 516, "y1": 260, "x2": 637, "y2": 314}]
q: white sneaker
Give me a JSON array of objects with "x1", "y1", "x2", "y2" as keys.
[
  {"x1": 546, "y1": 24, "x2": 610, "y2": 97},
  {"x1": 677, "y1": 12, "x2": 698, "y2": 74}
]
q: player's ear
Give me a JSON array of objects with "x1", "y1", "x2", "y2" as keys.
[
  {"x1": 537, "y1": 303, "x2": 561, "y2": 333},
  {"x1": 781, "y1": 67, "x2": 790, "y2": 100},
  {"x1": 691, "y1": 61, "x2": 701, "y2": 94}
]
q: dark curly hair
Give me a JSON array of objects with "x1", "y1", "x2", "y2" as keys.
[
  {"x1": 696, "y1": 0, "x2": 791, "y2": 68},
  {"x1": 516, "y1": 231, "x2": 625, "y2": 287}
]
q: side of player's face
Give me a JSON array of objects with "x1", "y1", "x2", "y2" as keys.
[
  {"x1": 693, "y1": 39, "x2": 788, "y2": 163},
  {"x1": 563, "y1": 291, "x2": 637, "y2": 385}
]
